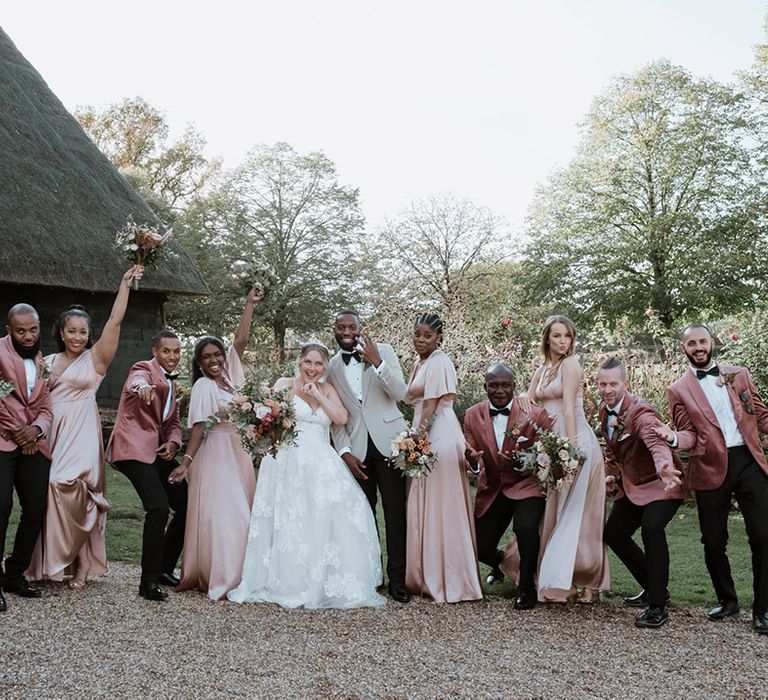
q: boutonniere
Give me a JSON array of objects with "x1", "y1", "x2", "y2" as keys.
[
  {"x1": 38, "y1": 359, "x2": 51, "y2": 381},
  {"x1": 717, "y1": 370, "x2": 739, "y2": 388},
  {"x1": 504, "y1": 424, "x2": 527, "y2": 447},
  {"x1": 738, "y1": 390, "x2": 755, "y2": 415},
  {"x1": 0, "y1": 378, "x2": 15, "y2": 399}
]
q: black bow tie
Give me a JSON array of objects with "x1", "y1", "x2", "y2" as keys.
[
  {"x1": 489, "y1": 407, "x2": 510, "y2": 417},
  {"x1": 696, "y1": 367, "x2": 720, "y2": 380},
  {"x1": 607, "y1": 409, "x2": 619, "y2": 417},
  {"x1": 164, "y1": 372, "x2": 179, "y2": 381},
  {"x1": 342, "y1": 351, "x2": 361, "y2": 365}
]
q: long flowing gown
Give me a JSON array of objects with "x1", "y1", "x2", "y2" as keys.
[
  {"x1": 27, "y1": 350, "x2": 108, "y2": 581},
  {"x1": 177, "y1": 347, "x2": 256, "y2": 601},
  {"x1": 527, "y1": 363, "x2": 610, "y2": 602},
  {"x1": 228, "y1": 392, "x2": 385, "y2": 609},
  {"x1": 404, "y1": 349, "x2": 482, "y2": 603}
]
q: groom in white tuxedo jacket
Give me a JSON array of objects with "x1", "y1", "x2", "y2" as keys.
[{"x1": 327, "y1": 311, "x2": 410, "y2": 603}]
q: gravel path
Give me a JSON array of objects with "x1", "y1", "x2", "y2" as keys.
[{"x1": 2, "y1": 562, "x2": 766, "y2": 699}]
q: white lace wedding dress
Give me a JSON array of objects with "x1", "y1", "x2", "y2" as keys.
[{"x1": 228, "y1": 395, "x2": 385, "y2": 608}]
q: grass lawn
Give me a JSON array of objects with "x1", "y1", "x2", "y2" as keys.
[{"x1": 5, "y1": 468, "x2": 755, "y2": 608}]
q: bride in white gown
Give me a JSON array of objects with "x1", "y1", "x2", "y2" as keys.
[{"x1": 228, "y1": 341, "x2": 385, "y2": 609}]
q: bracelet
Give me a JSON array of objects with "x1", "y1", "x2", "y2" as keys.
[{"x1": 182, "y1": 454, "x2": 193, "y2": 463}]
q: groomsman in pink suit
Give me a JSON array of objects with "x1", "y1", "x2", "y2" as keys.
[
  {"x1": 656, "y1": 323, "x2": 768, "y2": 635},
  {"x1": 0, "y1": 304, "x2": 53, "y2": 612},
  {"x1": 596, "y1": 357, "x2": 684, "y2": 629},
  {"x1": 463, "y1": 363, "x2": 552, "y2": 610},
  {"x1": 106, "y1": 331, "x2": 187, "y2": 601}
]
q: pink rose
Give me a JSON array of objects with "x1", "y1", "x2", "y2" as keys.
[
  {"x1": 645, "y1": 307, "x2": 654, "y2": 317},
  {"x1": 502, "y1": 318, "x2": 510, "y2": 328},
  {"x1": 536, "y1": 452, "x2": 551, "y2": 468},
  {"x1": 730, "y1": 333, "x2": 740, "y2": 341}
]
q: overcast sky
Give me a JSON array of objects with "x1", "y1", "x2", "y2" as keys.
[{"x1": 3, "y1": 1, "x2": 766, "y2": 232}]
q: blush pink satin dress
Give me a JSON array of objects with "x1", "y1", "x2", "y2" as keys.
[
  {"x1": 177, "y1": 347, "x2": 256, "y2": 601},
  {"x1": 527, "y1": 363, "x2": 610, "y2": 601},
  {"x1": 404, "y1": 349, "x2": 482, "y2": 603},
  {"x1": 27, "y1": 350, "x2": 109, "y2": 581}
]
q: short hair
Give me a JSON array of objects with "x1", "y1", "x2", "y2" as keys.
[
  {"x1": 415, "y1": 312, "x2": 444, "y2": 335},
  {"x1": 485, "y1": 362, "x2": 515, "y2": 379},
  {"x1": 335, "y1": 309, "x2": 361, "y2": 322},
  {"x1": 598, "y1": 356, "x2": 626, "y2": 379},
  {"x1": 680, "y1": 322, "x2": 713, "y2": 340},
  {"x1": 192, "y1": 335, "x2": 225, "y2": 384},
  {"x1": 7, "y1": 303, "x2": 39, "y2": 324},
  {"x1": 52, "y1": 305, "x2": 93, "y2": 352},
  {"x1": 152, "y1": 330, "x2": 180, "y2": 347}
]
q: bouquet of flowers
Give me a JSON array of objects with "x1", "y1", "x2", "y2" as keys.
[
  {"x1": 389, "y1": 423, "x2": 437, "y2": 478},
  {"x1": 222, "y1": 379, "x2": 298, "y2": 459},
  {"x1": 114, "y1": 219, "x2": 174, "y2": 289},
  {"x1": 513, "y1": 426, "x2": 584, "y2": 494},
  {"x1": 0, "y1": 378, "x2": 15, "y2": 400},
  {"x1": 231, "y1": 257, "x2": 278, "y2": 297}
]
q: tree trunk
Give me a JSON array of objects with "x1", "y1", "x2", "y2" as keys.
[{"x1": 273, "y1": 324, "x2": 286, "y2": 363}]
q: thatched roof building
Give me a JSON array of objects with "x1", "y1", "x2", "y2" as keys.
[{"x1": 0, "y1": 27, "x2": 208, "y2": 405}]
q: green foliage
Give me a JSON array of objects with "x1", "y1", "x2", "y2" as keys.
[
  {"x1": 718, "y1": 310, "x2": 768, "y2": 400},
  {"x1": 524, "y1": 60, "x2": 768, "y2": 331}
]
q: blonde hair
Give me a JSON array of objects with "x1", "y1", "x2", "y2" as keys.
[
  {"x1": 296, "y1": 342, "x2": 331, "y2": 378},
  {"x1": 540, "y1": 315, "x2": 577, "y2": 383}
]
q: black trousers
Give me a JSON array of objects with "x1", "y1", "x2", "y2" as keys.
[
  {"x1": 604, "y1": 496, "x2": 681, "y2": 606},
  {"x1": 117, "y1": 458, "x2": 188, "y2": 584},
  {"x1": 356, "y1": 435, "x2": 407, "y2": 587},
  {"x1": 474, "y1": 492, "x2": 545, "y2": 595},
  {"x1": 0, "y1": 448, "x2": 51, "y2": 582},
  {"x1": 695, "y1": 445, "x2": 768, "y2": 614}
]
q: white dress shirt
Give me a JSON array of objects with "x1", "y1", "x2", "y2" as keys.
[
  {"x1": 162, "y1": 376, "x2": 174, "y2": 421},
  {"x1": 338, "y1": 353, "x2": 386, "y2": 457},
  {"x1": 491, "y1": 401, "x2": 513, "y2": 451},
  {"x1": 692, "y1": 365, "x2": 744, "y2": 448},
  {"x1": 23, "y1": 358, "x2": 36, "y2": 399},
  {"x1": 606, "y1": 396, "x2": 624, "y2": 441}
]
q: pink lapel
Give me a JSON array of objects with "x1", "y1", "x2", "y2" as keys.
[
  {"x1": 150, "y1": 359, "x2": 172, "y2": 422},
  {"x1": 682, "y1": 370, "x2": 721, "y2": 429},
  {"x1": 719, "y1": 364, "x2": 744, "y2": 423},
  {"x1": 27, "y1": 353, "x2": 47, "y2": 403}
]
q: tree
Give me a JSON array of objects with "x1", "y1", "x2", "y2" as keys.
[
  {"x1": 169, "y1": 143, "x2": 366, "y2": 360},
  {"x1": 374, "y1": 195, "x2": 511, "y2": 305},
  {"x1": 523, "y1": 60, "x2": 768, "y2": 330},
  {"x1": 75, "y1": 97, "x2": 217, "y2": 212}
]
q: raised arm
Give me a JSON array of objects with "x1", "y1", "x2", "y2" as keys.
[
  {"x1": 91, "y1": 265, "x2": 144, "y2": 375},
  {"x1": 233, "y1": 286, "x2": 264, "y2": 360}
]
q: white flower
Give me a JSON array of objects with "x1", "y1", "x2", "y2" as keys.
[
  {"x1": 558, "y1": 449, "x2": 570, "y2": 462},
  {"x1": 255, "y1": 405, "x2": 271, "y2": 419},
  {"x1": 569, "y1": 459, "x2": 579, "y2": 469},
  {"x1": 128, "y1": 243, "x2": 139, "y2": 251}
]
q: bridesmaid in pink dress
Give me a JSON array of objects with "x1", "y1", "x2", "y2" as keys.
[
  {"x1": 27, "y1": 265, "x2": 144, "y2": 587},
  {"x1": 174, "y1": 287, "x2": 262, "y2": 600},
  {"x1": 510, "y1": 315, "x2": 609, "y2": 602},
  {"x1": 405, "y1": 313, "x2": 482, "y2": 603}
]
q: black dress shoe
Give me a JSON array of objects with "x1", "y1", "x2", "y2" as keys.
[
  {"x1": 707, "y1": 600, "x2": 740, "y2": 621},
  {"x1": 4, "y1": 578, "x2": 41, "y2": 598},
  {"x1": 635, "y1": 606, "x2": 669, "y2": 628},
  {"x1": 388, "y1": 582, "x2": 411, "y2": 603},
  {"x1": 514, "y1": 591, "x2": 537, "y2": 610},
  {"x1": 139, "y1": 581, "x2": 168, "y2": 601},
  {"x1": 486, "y1": 567, "x2": 504, "y2": 585},
  {"x1": 753, "y1": 613, "x2": 768, "y2": 634},
  {"x1": 0, "y1": 590, "x2": 6, "y2": 612},
  {"x1": 158, "y1": 572, "x2": 180, "y2": 587},
  {"x1": 624, "y1": 590, "x2": 670, "y2": 607}
]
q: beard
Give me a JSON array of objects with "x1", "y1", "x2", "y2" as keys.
[
  {"x1": 11, "y1": 336, "x2": 40, "y2": 360},
  {"x1": 684, "y1": 347, "x2": 713, "y2": 368}
]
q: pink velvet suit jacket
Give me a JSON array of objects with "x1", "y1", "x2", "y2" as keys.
[
  {"x1": 599, "y1": 392, "x2": 684, "y2": 505},
  {"x1": 668, "y1": 364, "x2": 768, "y2": 491},
  {"x1": 106, "y1": 358, "x2": 183, "y2": 466},
  {"x1": 463, "y1": 400, "x2": 552, "y2": 518},
  {"x1": 0, "y1": 335, "x2": 52, "y2": 458}
]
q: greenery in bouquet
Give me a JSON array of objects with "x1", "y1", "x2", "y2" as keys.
[
  {"x1": 231, "y1": 257, "x2": 279, "y2": 298},
  {"x1": 224, "y1": 379, "x2": 298, "y2": 459},
  {"x1": 0, "y1": 378, "x2": 15, "y2": 400},
  {"x1": 114, "y1": 218, "x2": 174, "y2": 288},
  {"x1": 389, "y1": 423, "x2": 437, "y2": 478},
  {"x1": 510, "y1": 423, "x2": 584, "y2": 494}
]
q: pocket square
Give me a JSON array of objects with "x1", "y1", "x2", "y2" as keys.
[
  {"x1": 516, "y1": 436, "x2": 528, "y2": 444},
  {"x1": 618, "y1": 433, "x2": 631, "y2": 442}
]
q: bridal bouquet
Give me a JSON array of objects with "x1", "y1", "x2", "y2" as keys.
[
  {"x1": 513, "y1": 427, "x2": 584, "y2": 494},
  {"x1": 223, "y1": 379, "x2": 298, "y2": 459},
  {"x1": 0, "y1": 378, "x2": 15, "y2": 400},
  {"x1": 390, "y1": 423, "x2": 437, "y2": 478},
  {"x1": 231, "y1": 257, "x2": 278, "y2": 297},
  {"x1": 114, "y1": 219, "x2": 174, "y2": 289}
]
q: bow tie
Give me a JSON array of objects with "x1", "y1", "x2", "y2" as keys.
[
  {"x1": 164, "y1": 372, "x2": 179, "y2": 381},
  {"x1": 489, "y1": 407, "x2": 510, "y2": 417},
  {"x1": 696, "y1": 366, "x2": 720, "y2": 380},
  {"x1": 342, "y1": 351, "x2": 362, "y2": 365},
  {"x1": 607, "y1": 409, "x2": 619, "y2": 417}
]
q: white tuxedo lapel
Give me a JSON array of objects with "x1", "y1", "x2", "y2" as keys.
[{"x1": 330, "y1": 354, "x2": 358, "y2": 405}]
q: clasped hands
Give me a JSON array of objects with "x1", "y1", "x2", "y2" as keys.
[{"x1": 14, "y1": 424, "x2": 41, "y2": 455}]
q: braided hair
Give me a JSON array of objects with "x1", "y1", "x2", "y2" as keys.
[
  {"x1": 414, "y1": 312, "x2": 444, "y2": 336},
  {"x1": 52, "y1": 305, "x2": 93, "y2": 352}
]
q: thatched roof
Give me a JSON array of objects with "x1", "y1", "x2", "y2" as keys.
[{"x1": 0, "y1": 28, "x2": 208, "y2": 295}]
